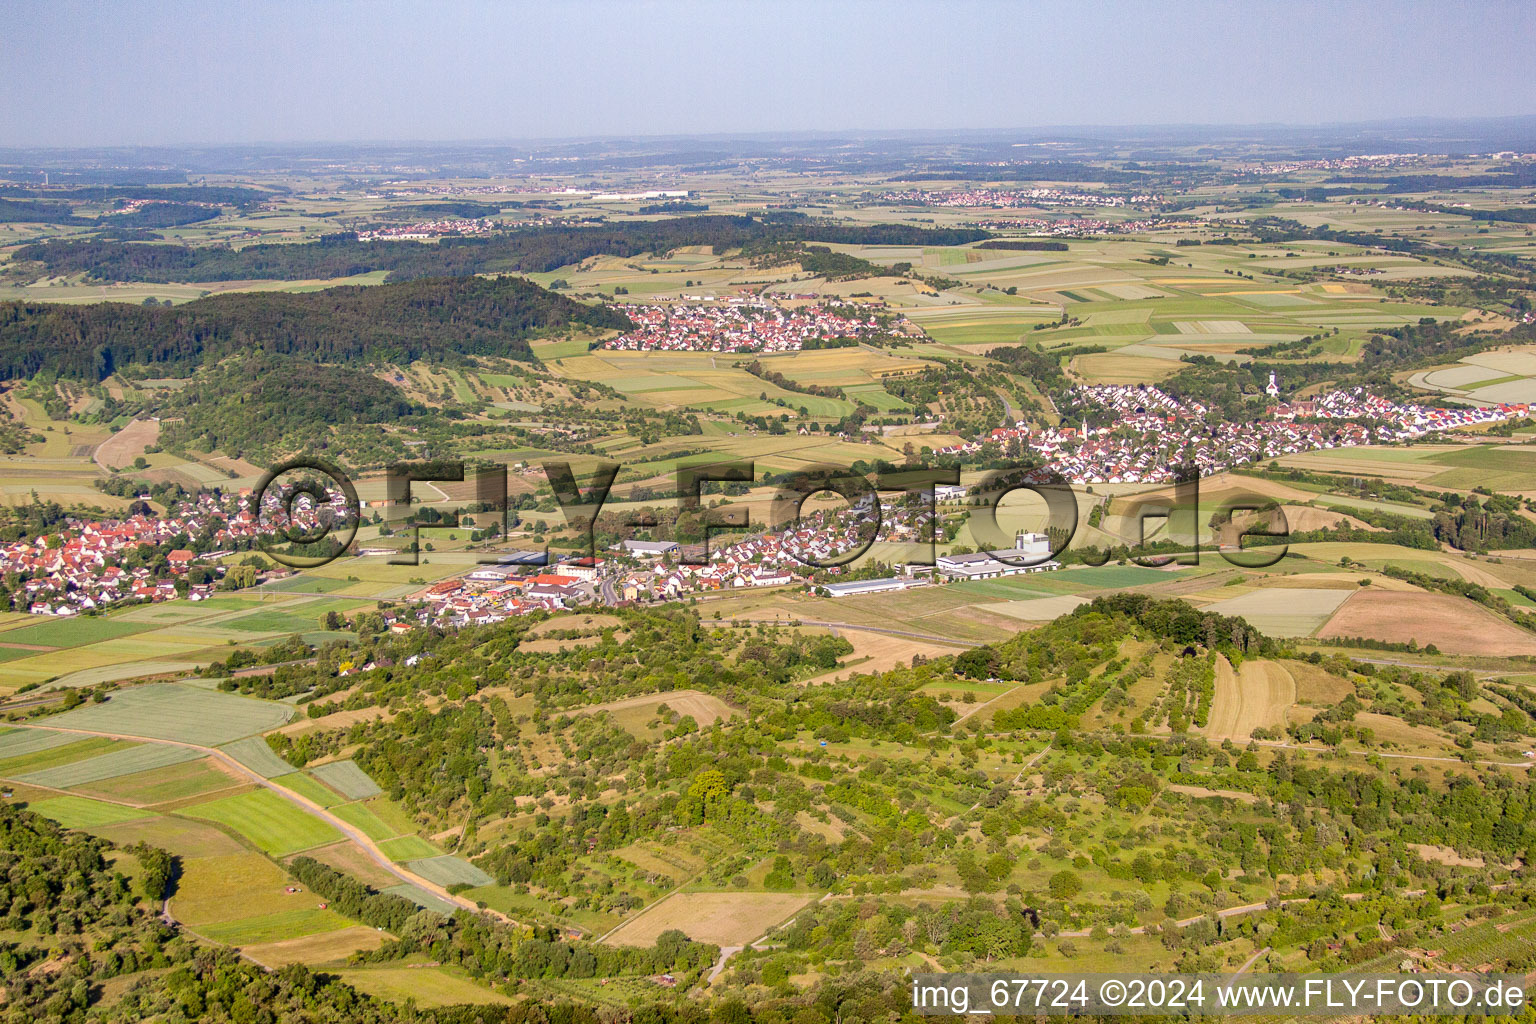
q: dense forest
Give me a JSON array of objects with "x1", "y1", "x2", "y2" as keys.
[
  {"x1": 11, "y1": 214, "x2": 988, "y2": 283},
  {"x1": 155, "y1": 353, "x2": 425, "y2": 461},
  {"x1": 0, "y1": 275, "x2": 628, "y2": 380}
]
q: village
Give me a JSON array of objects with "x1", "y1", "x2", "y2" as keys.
[
  {"x1": 878, "y1": 187, "x2": 1163, "y2": 209},
  {"x1": 7, "y1": 382, "x2": 1527, "y2": 634},
  {"x1": 599, "y1": 298, "x2": 890, "y2": 353},
  {"x1": 933, "y1": 382, "x2": 1530, "y2": 484},
  {"x1": 355, "y1": 217, "x2": 495, "y2": 241}
]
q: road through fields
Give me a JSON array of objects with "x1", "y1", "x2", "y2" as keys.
[{"x1": 1, "y1": 720, "x2": 512, "y2": 925}]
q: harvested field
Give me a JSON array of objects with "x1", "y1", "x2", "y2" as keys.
[
  {"x1": 1201, "y1": 588, "x2": 1352, "y2": 637},
  {"x1": 242, "y1": 925, "x2": 389, "y2": 967},
  {"x1": 987, "y1": 595, "x2": 1090, "y2": 621},
  {"x1": 1202, "y1": 658, "x2": 1295, "y2": 742},
  {"x1": 799, "y1": 629, "x2": 959, "y2": 685},
  {"x1": 603, "y1": 891, "x2": 812, "y2": 947},
  {"x1": 93, "y1": 418, "x2": 160, "y2": 473},
  {"x1": 1318, "y1": 591, "x2": 1536, "y2": 657},
  {"x1": 1283, "y1": 660, "x2": 1356, "y2": 705},
  {"x1": 573, "y1": 689, "x2": 739, "y2": 735}
]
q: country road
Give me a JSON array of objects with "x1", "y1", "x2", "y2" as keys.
[{"x1": 4, "y1": 720, "x2": 511, "y2": 925}]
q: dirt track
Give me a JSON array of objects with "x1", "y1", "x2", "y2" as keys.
[{"x1": 3, "y1": 720, "x2": 507, "y2": 924}]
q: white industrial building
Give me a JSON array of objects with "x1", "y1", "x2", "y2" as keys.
[{"x1": 935, "y1": 532, "x2": 1060, "y2": 580}]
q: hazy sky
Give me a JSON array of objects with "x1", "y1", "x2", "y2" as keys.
[{"x1": 5, "y1": 0, "x2": 1535, "y2": 147}]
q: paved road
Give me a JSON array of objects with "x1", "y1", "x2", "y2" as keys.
[{"x1": 4, "y1": 720, "x2": 510, "y2": 924}]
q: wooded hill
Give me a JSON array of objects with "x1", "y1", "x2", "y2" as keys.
[
  {"x1": 0, "y1": 274, "x2": 629, "y2": 380},
  {"x1": 156, "y1": 353, "x2": 424, "y2": 460},
  {"x1": 12, "y1": 213, "x2": 989, "y2": 283}
]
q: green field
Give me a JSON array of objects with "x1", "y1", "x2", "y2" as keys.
[
  {"x1": 0, "y1": 616, "x2": 153, "y2": 648},
  {"x1": 0, "y1": 729, "x2": 82, "y2": 759},
  {"x1": 43, "y1": 683, "x2": 293, "y2": 745},
  {"x1": 309, "y1": 759, "x2": 383, "y2": 800},
  {"x1": 329, "y1": 799, "x2": 397, "y2": 841},
  {"x1": 219, "y1": 736, "x2": 299, "y2": 778},
  {"x1": 13, "y1": 742, "x2": 204, "y2": 788},
  {"x1": 28, "y1": 794, "x2": 154, "y2": 828},
  {"x1": 273, "y1": 771, "x2": 346, "y2": 807},
  {"x1": 377, "y1": 835, "x2": 441, "y2": 861},
  {"x1": 182, "y1": 788, "x2": 341, "y2": 856},
  {"x1": 407, "y1": 854, "x2": 495, "y2": 888},
  {"x1": 382, "y1": 882, "x2": 458, "y2": 914},
  {"x1": 198, "y1": 907, "x2": 355, "y2": 946},
  {"x1": 335, "y1": 966, "x2": 511, "y2": 1008}
]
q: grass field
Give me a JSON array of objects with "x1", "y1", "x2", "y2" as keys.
[
  {"x1": 407, "y1": 854, "x2": 495, "y2": 888},
  {"x1": 378, "y1": 835, "x2": 441, "y2": 861},
  {"x1": 241, "y1": 925, "x2": 389, "y2": 967},
  {"x1": 219, "y1": 736, "x2": 299, "y2": 778},
  {"x1": 0, "y1": 729, "x2": 82, "y2": 759},
  {"x1": 308, "y1": 759, "x2": 383, "y2": 800},
  {"x1": 43, "y1": 682, "x2": 293, "y2": 744},
  {"x1": 383, "y1": 882, "x2": 458, "y2": 914},
  {"x1": 329, "y1": 799, "x2": 398, "y2": 842},
  {"x1": 0, "y1": 616, "x2": 152, "y2": 648},
  {"x1": 334, "y1": 966, "x2": 512, "y2": 1008},
  {"x1": 273, "y1": 771, "x2": 346, "y2": 807},
  {"x1": 181, "y1": 788, "x2": 341, "y2": 856},
  {"x1": 573, "y1": 689, "x2": 740, "y2": 736},
  {"x1": 28, "y1": 794, "x2": 154, "y2": 827},
  {"x1": 12, "y1": 741, "x2": 203, "y2": 788},
  {"x1": 68, "y1": 757, "x2": 238, "y2": 805}
]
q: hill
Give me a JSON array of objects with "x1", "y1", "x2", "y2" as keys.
[
  {"x1": 0, "y1": 274, "x2": 629, "y2": 379},
  {"x1": 11, "y1": 214, "x2": 989, "y2": 283}
]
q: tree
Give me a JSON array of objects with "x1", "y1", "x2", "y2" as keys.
[{"x1": 1048, "y1": 870, "x2": 1082, "y2": 900}]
